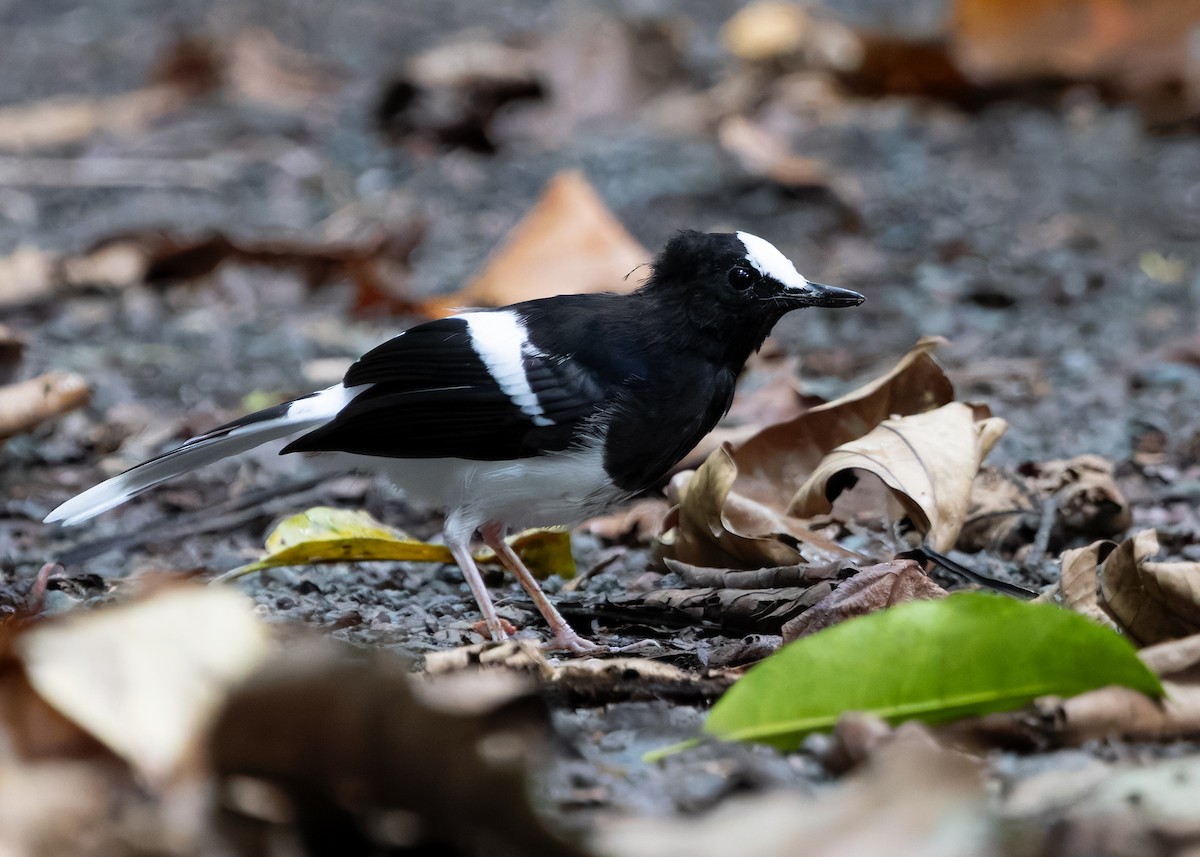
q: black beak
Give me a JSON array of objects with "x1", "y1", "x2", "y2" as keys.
[{"x1": 781, "y1": 281, "x2": 865, "y2": 308}]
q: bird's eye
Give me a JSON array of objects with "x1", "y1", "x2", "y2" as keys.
[{"x1": 728, "y1": 265, "x2": 756, "y2": 290}]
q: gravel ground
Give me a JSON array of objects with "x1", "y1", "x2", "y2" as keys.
[{"x1": 4, "y1": 0, "x2": 1200, "y2": 839}]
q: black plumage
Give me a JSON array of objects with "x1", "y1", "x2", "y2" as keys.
[{"x1": 45, "y1": 229, "x2": 864, "y2": 651}]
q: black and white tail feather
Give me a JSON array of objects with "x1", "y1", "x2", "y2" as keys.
[{"x1": 44, "y1": 384, "x2": 364, "y2": 527}]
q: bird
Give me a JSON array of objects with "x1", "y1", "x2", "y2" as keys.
[{"x1": 45, "y1": 230, "x2": 864, "y2": 652}]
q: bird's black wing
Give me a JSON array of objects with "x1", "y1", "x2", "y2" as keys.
[{"x1": 283, "y1": 314, "x2": 615, "y2": 460}]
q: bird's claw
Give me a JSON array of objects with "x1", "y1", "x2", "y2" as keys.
[{"x1": 540, "y1": 632, "x2": 606, "y2": 655}]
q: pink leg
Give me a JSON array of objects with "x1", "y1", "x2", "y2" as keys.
[
  {"x1": 445, "y1": 531, "x2": 509, "y2": 643},
  {"x1": 480, "y1": 522, "x2": 601, "y2": 653}
]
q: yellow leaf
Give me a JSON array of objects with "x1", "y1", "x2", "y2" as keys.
[{"x1": 219, "y1": 507, "x2": 574, "y2": 581}]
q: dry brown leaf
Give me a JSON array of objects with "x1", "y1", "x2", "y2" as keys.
[
  {"x1": 1046, "y1": 539, "x2": 1122, "y2": 632},
  {"x1": 952, "y1": 0, "x2": 1200, "y2": 95},
  {"x1": 663, "y1": 443, "x2": 858, "y2": 568},
  {"x1": 0, "y1": 33, "x2": 336, "y2": 155},
  {"x1": 664, "y1": 558, "x2": 842, "y2": 590},
  {"x1": 781, "y1": 560, "x2": 948, "y2": 641},
  {"x1": 1099, "y1": 530, "x2": 1200, "y2": 646},
  {"x1": 663, "y1": 338, "x2": 958, "y2": 569},
  {"x1": 959, "y1": 456, "x2": 1130, "y2": 556},
  {"x1": 1023, "y1": 454, "x2": 1132, "y2": 540},
  {"x1": 2, "y1": 226, "x2": 426, "y2": 315},
  {"x1": 957, "y1": 466, "x2": 1035, "y2": 554},
  {"x1": 578, "y1": 497, "x2": 671, "y2": 543},
  {"x1": 732, "y1": 336, "x2": 954, "y2": 510},
  {"x1": 14, "y1": 585, "x2": 273, "y2": 784},
  {"x1": 0, "y1": 659, "x2": 109, "y2": 764},
  {"x1": 0, "y1": 85, "x2": 188, "y2": 152},
  {"x1": 423, "y1": 171, "x2": 650, "y2": 315},
  {"x1": 1139, "y1": 630, "x2": 1200, "y2": 676},
  {"x1": 227, "y1": 29, "x2": 341, "y2": 112},
  {"x1": 376, "y1": 37, "x2": 543, "y2": 154},
  {"x1": 0, "y1": 758, "x2": 149, "y2": 857},
  {"x1": 609, "y1": 584, "x2": 834, "y2": 634},
  {"x1": 0, "y1": 372, "x2": 91, "y2": 442},
  {"x1": 1043, "y1": 530, "x2": 1200, "y2": 646},
  {"x1": 791, "y1": 403, "x2": 1007, "y2": 552}
]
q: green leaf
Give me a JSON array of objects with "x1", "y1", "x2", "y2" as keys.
[
  {"x1": 705, "y1": 591, "x2": 1164, "y2": 750},
  {"x1": 213, "y1": 507, "x2": 574, "y2": 583}
]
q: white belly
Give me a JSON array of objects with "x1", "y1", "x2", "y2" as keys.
[{"x1": 331, "y1": 440, "x2": 628, "y2": 542}]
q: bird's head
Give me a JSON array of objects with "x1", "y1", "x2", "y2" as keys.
[{"x1": 641, "y1": 230, "x2": 864, "y2": 358}]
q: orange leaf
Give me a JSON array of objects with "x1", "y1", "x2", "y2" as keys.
[{"x1": 423, "y1": 171, "x2": 650, "y2": 315}]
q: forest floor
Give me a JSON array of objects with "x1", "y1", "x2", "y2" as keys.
[{"x1": 4, "y1": 0, "x2": 1200, "y2": 854}]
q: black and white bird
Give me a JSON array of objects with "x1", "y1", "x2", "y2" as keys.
[{"x1": 45, "y1": 230, "x2": 863, "y2": 651}]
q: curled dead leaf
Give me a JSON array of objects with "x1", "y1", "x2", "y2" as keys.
[
  {"x1": 663, "y1": 443, "x2": 857, "y2": 569},
  {"x1": 1099, "y1": 530, "x2": 1200, "y2": 646},
  {"x1": 1045, "y1": 539, "x2": 1123, "y2": 632},
  {"x1": 790, "y1": 402, "x2": 1007, "y2": 552},
  {"x1": 664, "y1": 338, "x2": 956, "y2": 569},
  {"x1": 608, "y1": 584, "x2": 834, "y2": 634},
  {"x1": 663, "y1": 558, "x2": 842, "y2": 590},
  {"x1": 1043, "y1": 530, "x2": 1200, "y2": 646},
  {"x1": 732, "y1": 336, "x2": 953, "y2": 509}
]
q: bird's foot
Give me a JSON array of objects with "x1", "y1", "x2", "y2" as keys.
[
  {"x1": 605, "y1": 639, "x2": 665, "y2": 656},
  {"x1": 540, "y1": 630, "x2": 605, "y2": 655}
]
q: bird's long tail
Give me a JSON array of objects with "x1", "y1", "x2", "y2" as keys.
[{"x1": 44, "y1": 384, "x2": 365, "y2": 526}]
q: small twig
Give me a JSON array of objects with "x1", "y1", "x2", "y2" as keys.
[{"x1": 1027, "y1": 496, "x2": 1058, "y2": 564}]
